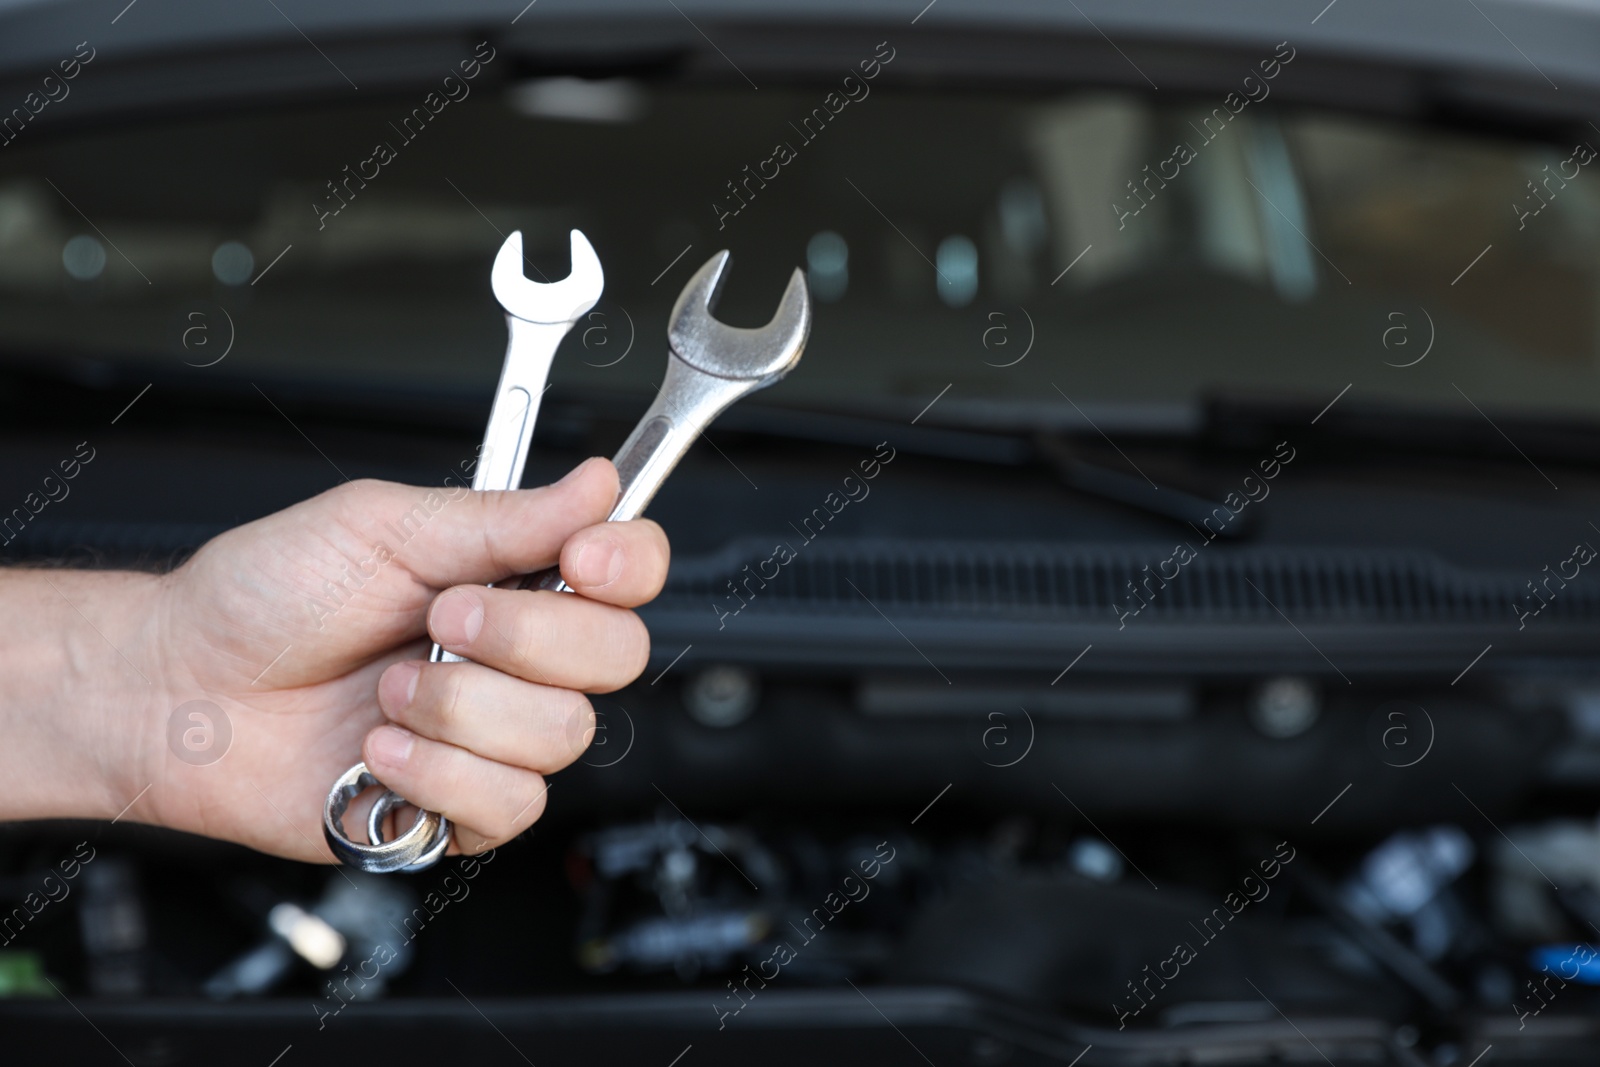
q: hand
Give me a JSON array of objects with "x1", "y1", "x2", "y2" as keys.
[{"x1": 94, "y1": 458, "x2": 665, "y2": 862}]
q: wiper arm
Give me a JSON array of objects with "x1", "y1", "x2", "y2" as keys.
[
  {"x1": 1034, "y1": 432, "x2": 1248, "y2": 539},
  {"x1": 711, "y1": 402, "x2": 1246, "y2": 538},
  {"x1": 711, "y1": 402, "x2": 1031, "y2": 464}
]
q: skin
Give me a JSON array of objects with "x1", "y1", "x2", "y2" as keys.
[{"x1": 0, "y1": 457, "x2": 669, "y2": 862}]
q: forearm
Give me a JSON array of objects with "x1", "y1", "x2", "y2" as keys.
[{"x1": 0, "y1": 568, "x2": 165, "y2": 822}]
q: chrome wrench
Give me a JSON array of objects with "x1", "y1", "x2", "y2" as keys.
[
  {"x1": 323, "y1": 229, "x2": 604, "y2": 873},
  {"x1": 517, "y1": 250, "x2": 811, "y2": 592},
  {"x1": 360, "y1": 250, "x2": 811, "y2": 870}
]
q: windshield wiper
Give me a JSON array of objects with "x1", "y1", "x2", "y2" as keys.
[
  {"x1": 0, "y1": 348, "x2": 1245, "y2": 534},
  {"x1": 708, "y1": 402, "x2": 1247, "y2": 538},
  {"x1": 1033, "y1": 432, "x2": 1248, "y2": 538}
]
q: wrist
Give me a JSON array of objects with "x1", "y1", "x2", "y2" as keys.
[{"x1": 0, "y1": 568, "x2": 170, "y2": 823}]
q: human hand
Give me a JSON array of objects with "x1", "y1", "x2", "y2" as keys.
[{"x1": 123, "y1": 457, "x2": 666, "y2": 862}]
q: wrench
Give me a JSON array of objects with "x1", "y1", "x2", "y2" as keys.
[
  {"x1": 322, "y1": 228, "x2": 604, "y2": 874},
  {"x1": 517, "y1": 249, "x2": 811, "y2": 593},
  {"x1": 361, "y1": 250, "x2": 811, "y2": 869}
]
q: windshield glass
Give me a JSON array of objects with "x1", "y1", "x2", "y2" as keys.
[{"x1": 1, "y1": 75, "x2": 1596, "y2": 427}]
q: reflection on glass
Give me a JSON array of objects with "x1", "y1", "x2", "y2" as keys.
[
  {"x1": 211, "y1": 241, "x2": 254, "y2": 286},
  {"x1": 806, "y1": 230, "x2": 848, "y2": 302},
  {"x1": 936, "y1": 234, "x2": 977, "y2": 307},
  {"x1": 61, "y1": 234, "x2": 104, "y2": 280},
  {"x1": 999, "y1": 178, "x2": 1048, "y2": 256}
]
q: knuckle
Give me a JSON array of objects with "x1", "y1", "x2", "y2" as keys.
[
  {"x1": 557, "y1": 696, "x2": 597, "y2": 760},
  {"x1": 510, "y1": 595, "x2": 550, "y2": 668},
  {"x1": 638, "y1": 525, "x2": 671, "y2": 598},
  {"x1": 330, "y1": 477, "x2": 390, "y2": 513},
  {"x1": 456, "y1": 825, "x2": 506, "y2": 853},
  {"x1": 476, "y1": 489, "x2": 517, "y2": 576},
  {"x1": 484, "y1": 815, "x2": 520, "y2": 843},
  {"x1": 321, "y1": 477, "x2": 381, "y2": 522},
  {"x1": 336, "y1": 476, "x2": 385, "y2": 498},
  {"x1": 646, "y1": 519, "x2": 672, "y2": 562},
  {"x1": 498, "y1": 786, "x2": 547, "y2": 838},
  {"x1": 610, "y1": 611, "x2": 651, "y2": 685},
  {"x1": 434, "y1": 668, "x2": 471, "y2": 734},
  {"x1": 522, "y1": 785, "x2": 550, "y2": 825},
  {"x1": 458, "y1": 834, "x2": 493, "y2": 855}
]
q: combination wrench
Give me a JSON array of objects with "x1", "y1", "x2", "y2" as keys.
[
  {"x1": 518, "y1": 250, "x2": 812, "y2": 594},
  {"x1": 322, "y1": 229, "x2": 603, "y2": 873}
]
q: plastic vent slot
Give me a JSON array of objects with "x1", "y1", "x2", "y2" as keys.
[{"x1": 660, "y1": 539, "x2": 1549, "y2": 623}]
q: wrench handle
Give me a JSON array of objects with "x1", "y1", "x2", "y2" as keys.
[
  {"x1": 431, "y1": 315, "x2": 574, "y2": 660},
  {"x1": 471, "y1": 316, "x2": 572, "y2": 491},
  {"x1": 516, "y1": 354, "x2": 757, "y2": 592},
  {"x1": 325, "y1": 314, "x2": 582, "y2": 869}
]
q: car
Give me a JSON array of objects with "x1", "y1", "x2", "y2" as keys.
[{"x1": 2, "y1": 0, "x2": 1599, "y2": 1063}]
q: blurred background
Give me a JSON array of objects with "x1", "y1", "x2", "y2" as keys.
[{"x1": 3, "y1": 0, "x2": 1600, "y2": 1064}]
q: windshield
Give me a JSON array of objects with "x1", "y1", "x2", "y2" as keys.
[{"x1": 2, "y1": 73, "x2": 1596, "y2": 428}]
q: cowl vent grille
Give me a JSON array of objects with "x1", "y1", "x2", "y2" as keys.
[
  {"x1": 6, "y1": 524, "x2": 1582, "y2": 630},
  {"x1": 659, "y1": 539, "x2": 1570, "y2": 625}
]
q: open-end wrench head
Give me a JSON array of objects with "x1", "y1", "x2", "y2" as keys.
[
  {"x1": 667, "y1": 250, "x2": 810, "y2": 385},
  {"x1": 491, "y1": 229, "x2": 604, "y2": 325}
]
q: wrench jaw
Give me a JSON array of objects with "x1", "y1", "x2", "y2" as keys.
[
  {"x1": 591, "y1": 252, "x2": 814, "y2": 528},
  {"x1": 668, "y1": 251, "x2": 811, "y2": 386},
  {"x1": 491, "y1": 229, "x2": 605, "y2": 325}
]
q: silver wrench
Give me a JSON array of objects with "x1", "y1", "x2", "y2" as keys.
[
  {"x1": 322, "y1": 228, "x2": 604, "y2": 873},
  {"x1": 360, "y1": 250, "x2": 810, "y2": 870},
  {"x1": 518, "y1": 249, "x2": 811, "y2": 593}
]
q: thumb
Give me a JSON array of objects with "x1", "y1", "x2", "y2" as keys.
[{"x1": 343, "y1": 457, "x2": 619, "y2": 589}]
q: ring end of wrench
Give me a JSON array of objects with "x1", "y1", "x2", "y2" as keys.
[{"x1": 322, "y1": 762, "x2": 451, "y2": 873}]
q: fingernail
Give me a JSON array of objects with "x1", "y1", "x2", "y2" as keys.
[
  {"x1": 380, "y1": 662, "x2": 420, "y2": 710},
  {"x1": 572, "y1": 537, "x2": 623, "y2": 587},
  {"x1": 368, "y1": 725, "x2": 415, "y2": 770},
  {"x1": 432, "y1": 589, "x2": 484, "y2": 646},
  {"x1": 555, "y1": 456, "x2": 598, "y2": 487}
]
